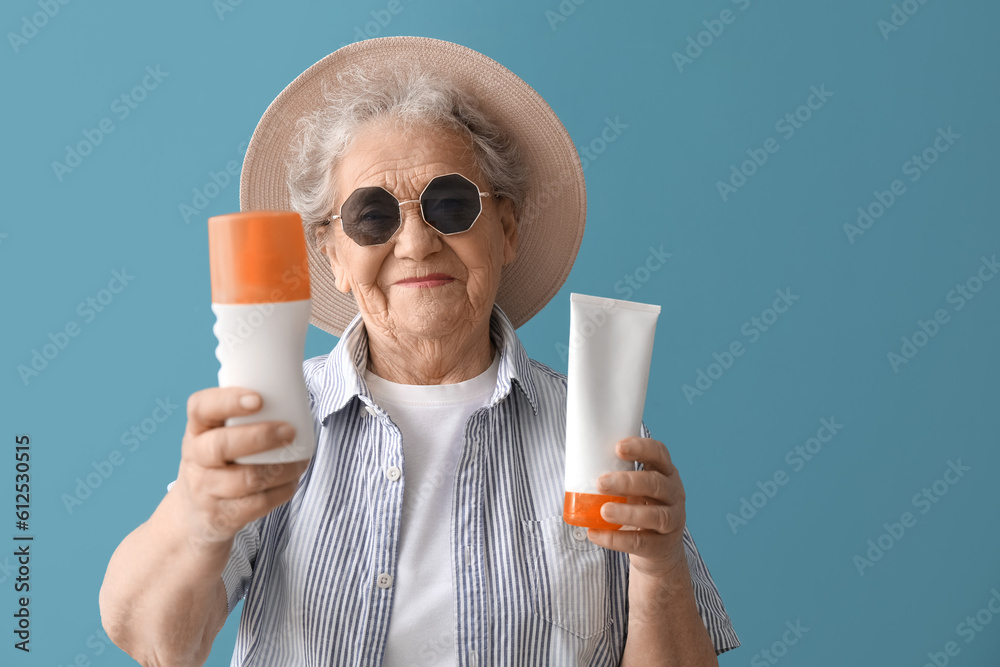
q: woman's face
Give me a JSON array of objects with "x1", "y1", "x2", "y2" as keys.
[{"x1": 317, "y1": 117, "x2": 518, "y2": 343}]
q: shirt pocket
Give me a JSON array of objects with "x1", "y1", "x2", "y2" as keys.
[{"x1": 521, "y1": 515, "x2": 614, "y2": 640}]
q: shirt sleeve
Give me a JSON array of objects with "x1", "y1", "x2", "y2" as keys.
[
  {"x1": 221, "y1": 517, "x2": 264, "y2": 614},
  {"x1": 165, "y1": 479, "x2": 264, "y2": 615},
  {"x1": 637, "y1": 421, "x2": 741, "y2": 656}
]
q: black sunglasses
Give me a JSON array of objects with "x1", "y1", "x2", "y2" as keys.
[{"x1": 327, "y1": 172, "x2": 492, "y2": 247}]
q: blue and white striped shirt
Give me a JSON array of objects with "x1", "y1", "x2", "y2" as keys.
[{"x1": 222, "y1": 303, "x2": 740, "y2": 665}]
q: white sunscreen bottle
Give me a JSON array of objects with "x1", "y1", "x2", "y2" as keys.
[
  {"x1": 208, "y1": 210, "x2": 316, "y2": 464},
  {"x1": 563, "y1": 293, "x2": 661, "y2": 529}
]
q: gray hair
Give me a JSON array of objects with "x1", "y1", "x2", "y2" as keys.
[{"x1": 286, "y1": 64, "x2": 529, "y2": 250}]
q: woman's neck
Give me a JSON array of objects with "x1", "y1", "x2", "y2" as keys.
[{"x1": 363, "y1": 319, "x2": 496, "y2": 385}]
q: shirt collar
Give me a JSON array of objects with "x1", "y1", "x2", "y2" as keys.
[{"x1": 312, "y1": 303, "x2": 540, "y2": 424}]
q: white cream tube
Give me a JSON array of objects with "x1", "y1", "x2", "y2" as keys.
[{"x1": 564, "y1": 293, "x2": 661, "y2": 529}]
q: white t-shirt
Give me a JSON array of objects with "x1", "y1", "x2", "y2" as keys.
[{"x1": 366, "y1": 350, "x2": 500, "y2": 666}]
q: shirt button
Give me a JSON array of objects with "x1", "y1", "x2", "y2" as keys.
[
  {"x1": 376, "y1": 573, "x2": 393, "y2": 589},
  {"x1": 572, "y1": 528, "x2": 588, "y2": 541},
  {"x1": 385, "y1": 466, "x2": 401, "y2": 482},
  {"x1": 365, "y1": 404, "x2": 378, "y2": 417}
]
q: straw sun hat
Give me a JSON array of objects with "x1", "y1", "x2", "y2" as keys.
[{"x1": 239, "y1": 36, "x2": 586, "y2": 338}]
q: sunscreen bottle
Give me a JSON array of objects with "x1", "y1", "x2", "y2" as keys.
[
  {"x1": 563, "y1": 293, "x2": 661, "y2": 529},
  {"x1": 208, "y1": 210, "x2": 316, "y2": 464}
]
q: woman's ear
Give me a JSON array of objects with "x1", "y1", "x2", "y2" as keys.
[
  {"x1": 498, "y1": 198, "x2": 518, "y2": 267},
  {"x1": 314, "y1": 224, "x2": 351, "y2": 294}
]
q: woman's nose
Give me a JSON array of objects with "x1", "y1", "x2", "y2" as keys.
[{"x1": 392, "y1": 201, "x2": 441, "y2": 258}]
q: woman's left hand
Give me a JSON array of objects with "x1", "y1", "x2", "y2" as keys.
[{"x1": 586, "y1": 437, "x2": 689, "y2": 581}]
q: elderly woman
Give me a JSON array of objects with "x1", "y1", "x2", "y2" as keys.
[{"x1": 100, "y1": 37, "x2": 738, "y2": 666}]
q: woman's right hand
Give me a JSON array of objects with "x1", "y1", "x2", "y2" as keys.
[
  {"x1": 99, "y1": 385, "x2": 308, "y2": 664},
  {"x1": 172, "y1": 386, "x2": 310, "y2": 550}
]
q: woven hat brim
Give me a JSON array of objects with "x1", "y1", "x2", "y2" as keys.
[{"x1": 240, "y1": 36, "x2": 586, "y2": 338}]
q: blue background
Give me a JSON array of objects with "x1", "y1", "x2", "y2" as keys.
[{"x1": 3, "y1": 0, "x2": 999, "y2": 665}]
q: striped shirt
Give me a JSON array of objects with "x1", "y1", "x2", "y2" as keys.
[{"x1": 222, "y1": 303, "x2": 740, "y2": 665}]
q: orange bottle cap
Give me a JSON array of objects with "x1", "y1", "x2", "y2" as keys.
[
  {"x1": 208, "y1": 210, "x2": 311, "y2": 304},
  {"x1": 563, "y1": 491, "x2": 627, "y2": 530}
]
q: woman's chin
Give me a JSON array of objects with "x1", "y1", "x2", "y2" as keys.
[{"x1": 388, "y1": 297, "x2": 468, "y2": 335}]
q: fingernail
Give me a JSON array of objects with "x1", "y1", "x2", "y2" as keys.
[
  {"x1": 597, "y1": 475, "x2": 612, "y2": 491},
  {"x1": 240, "y1": 394, "x2": 261, "y2": 409},
  {"x1": 276, "y1": 424, "x2": 295, "y2": 442}
]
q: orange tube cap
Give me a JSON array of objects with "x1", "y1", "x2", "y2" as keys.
[{"x1": 208, "y1": 211, "x2": 311, "y2": 304}]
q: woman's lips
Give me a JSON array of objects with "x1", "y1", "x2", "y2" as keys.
[{"x1": 395, "y1": 273, "x2": 455, "y2": 288}]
